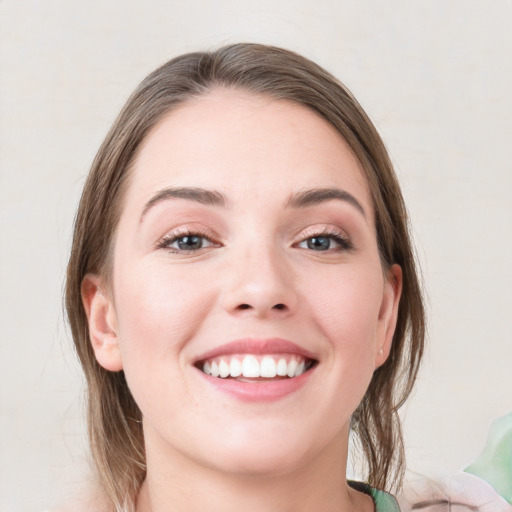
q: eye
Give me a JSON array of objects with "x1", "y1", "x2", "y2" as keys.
[
  {"x1": 301, "y1": 236, "x2": 333, "y2": 251},
  {"x1": 157, "y1": 230, "x2": 218, "y2": 253},
  {"x1": 297, "y1": 232, "x2": 352, "y2": 252},
  {"x1": 172, "y1": 235, "x2": 210, "y2": 251}
]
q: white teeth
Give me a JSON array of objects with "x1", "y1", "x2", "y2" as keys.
[
  {"x1": 260, "y1": 356, "x2": 277, "y2": 378},
  {"x1": 229, "y1": 357, "x2": 242, "y2": 377},
  {"x1": 211, "y1": 361, "x2": 220, "y2": 377},
  {"x1": 200, "y1": 354, "x2": 313, "y2": 379},
  {"x1": 242, "y1": 355, "x2": 260, "y2": 377},
  {"x1": 219, "y1": 359, "x2": 230, "y2": 378},
  {"x1": 276, "y1": 358, "x2": 288, "y2": 376},
  {"x1": 287, "y1": 359, "x2": 298, "y2": 377}
]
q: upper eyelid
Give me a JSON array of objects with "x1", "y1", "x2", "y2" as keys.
[
  {"x1": 295, "y1": 225, "x2": 349, "y2": 240},
  {"x1": 160, "y1": 224, "x2": 217, "y2": 239}
]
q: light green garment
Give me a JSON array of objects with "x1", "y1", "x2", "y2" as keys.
[
  {"x1": 349, "y1": 481, "x2": 401, "y2": 511},
  {"x1": 465, "y1": 412, "x2": 512, "y2": 504}
]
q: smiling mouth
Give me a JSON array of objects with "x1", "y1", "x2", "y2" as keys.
[{"x1": 196, "y1": 354, "x2": 317, "y2": 381}]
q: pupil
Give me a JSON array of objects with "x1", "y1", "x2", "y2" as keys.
[
  {"x1": 308, "y1": 236, "x2": 330, "y2": 251},
  {"x1": 178, "y1": 236, "x2": 202, "y2": 250}
]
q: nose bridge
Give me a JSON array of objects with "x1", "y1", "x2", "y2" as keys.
[{"x1": 222, "y1": 234, "x2": 297, "y2": 316}]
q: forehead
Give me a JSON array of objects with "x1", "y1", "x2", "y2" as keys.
[{"x1": 125, "y1": 89, "x2": 372, "y2": 214}]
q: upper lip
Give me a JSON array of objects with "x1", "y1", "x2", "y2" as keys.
[{"x1": 193, "y1": 338, "x2": 319, "y2": 363}]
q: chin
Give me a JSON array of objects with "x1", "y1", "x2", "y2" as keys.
[
  {"x1": 195, "y1": 425, "x2": 328, "y2": 479},
  {"x1": 207, "y1": 447, "x2": 309, "y2": 479}
]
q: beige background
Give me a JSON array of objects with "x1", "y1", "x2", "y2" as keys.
[{"x1": 1, "y1": 1, "x2": 511, "y2": 510}]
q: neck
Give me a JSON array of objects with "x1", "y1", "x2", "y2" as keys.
[{"x1": 136, "y1": 428, "x2": 373, "y2": 512}]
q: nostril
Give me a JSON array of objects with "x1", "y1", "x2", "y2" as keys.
[{"x1": 235, "y1": 303, "x2": 287, "y2": 311}]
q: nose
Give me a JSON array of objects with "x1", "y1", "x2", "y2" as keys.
[{"x1": 220, "y1": 243, "x2": 298, "y2": 319}]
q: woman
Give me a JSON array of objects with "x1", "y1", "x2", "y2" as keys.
[{"x1": 65, "y1": 43, "x2": 425, "y2": 511}]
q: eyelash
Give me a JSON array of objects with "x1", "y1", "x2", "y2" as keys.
[
  {"x1": 156, "y1": 228, "x2": 219, "y2": 254},
  {"x1": 295, "y1": 228, "x2": 353, "y2": 252},
  {"x1": 156, "y1": 227, "x2": 353, "y2": 255}
]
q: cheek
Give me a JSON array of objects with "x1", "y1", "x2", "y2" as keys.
[
  {"x1": 110, "y1": 261, "x2": 219, "y2": 426},
  {"x1": 304, "y1": 265, "x2": 383, "y2": 365},
  {"x1": 112, "y1": 260, "x2": 216, "y2": 364}
]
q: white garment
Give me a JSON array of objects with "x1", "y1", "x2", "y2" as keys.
[{"x1": 398, "y1": 472, "x2": 512, "y2": 512}]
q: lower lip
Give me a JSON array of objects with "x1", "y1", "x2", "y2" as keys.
[{"x1": 196, "y1": 366, "x2": 316, "y2": 402}]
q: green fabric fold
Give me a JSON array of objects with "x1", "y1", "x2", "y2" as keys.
[{"x1": 465, "y1": 413, "x2": 512, "y2": 504}]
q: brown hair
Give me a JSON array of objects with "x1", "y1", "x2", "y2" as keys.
[{"x1": 66, "y1": 43, "x2": 425, "y2": 511}]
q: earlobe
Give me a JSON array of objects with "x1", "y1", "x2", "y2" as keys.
[
  {"x1": 81, "y1": 274, "x2": 123, "y2": 372},
  {"x1": 375, "y1": 264, "x2": 403, "y2": 368}
]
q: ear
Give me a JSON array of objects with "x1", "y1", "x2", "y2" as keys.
[
  {"x1": 81, "y1": 274, "x2": 123, "y2": 372},
  {"x1": 375, "y1": 264, "x2": 402, "y2": 368}
]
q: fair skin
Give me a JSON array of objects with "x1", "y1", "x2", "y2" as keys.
[{"x1": 82, "y1": 89, "x2": 402, "y2": 512}]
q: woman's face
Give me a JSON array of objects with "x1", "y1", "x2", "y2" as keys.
[{"x1": 84, "y1": 89, "x2": 401, "y2": 477}]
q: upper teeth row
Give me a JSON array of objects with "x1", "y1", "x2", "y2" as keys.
[{"x1": 202, "y1": 355, "x2": 307, "y2": 379}]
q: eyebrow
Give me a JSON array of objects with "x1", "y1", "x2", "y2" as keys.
[
  {"x1": 286, "y1": 187, "x2": 366, "y2": 218},
  {"x1": 140, "y1": 187, "x2": 228, "y2": 222},
  {"x1": 140, "y1": 185, "x2": 366, "y2": 222}
]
